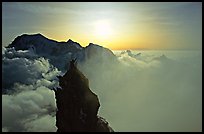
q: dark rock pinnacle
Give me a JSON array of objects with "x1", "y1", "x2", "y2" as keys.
[{"x1": 54, "y1": 59, "x2": 114, "y2": 132}]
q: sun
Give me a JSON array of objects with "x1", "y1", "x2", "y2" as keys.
[{"x1": 94, "y1": 20, "x2": 112, "y2": 38}]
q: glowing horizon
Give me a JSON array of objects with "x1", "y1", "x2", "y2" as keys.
[{"x1": 2, "y1": 2, "x2": 202, "y2": 50}]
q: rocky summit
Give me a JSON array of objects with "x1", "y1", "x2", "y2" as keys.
[{"x1": 54, "y1": 59, "x2": 113, "y2": 132}]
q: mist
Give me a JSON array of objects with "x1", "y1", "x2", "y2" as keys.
[
  {"x1": 78, "y1": 50, "x2": 202, "y2": 132},
  {"x1": 2, "y1": 47, "x2": 202, "y2": 132}
]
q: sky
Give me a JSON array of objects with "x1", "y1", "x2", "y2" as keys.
[{"x1": 2, "y1": 2, "x2": 202, "y2": 50}]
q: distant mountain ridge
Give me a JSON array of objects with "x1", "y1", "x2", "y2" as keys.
[
  {"x1": 6, "y1": 33, "x2": 117, "y2": 71},
  {"x1": 7, "y1": 33, "x2": 83, "y2": 55}
]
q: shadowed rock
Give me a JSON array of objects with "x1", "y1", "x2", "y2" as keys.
[{"x1": 54, "y1": 59, "x2": 113, "y2": 132}]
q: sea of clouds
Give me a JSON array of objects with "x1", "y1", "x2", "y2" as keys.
[{"x1": 2, "y1": 47, "x2": 202, "y2": 132}]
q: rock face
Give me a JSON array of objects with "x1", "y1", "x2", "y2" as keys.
[{"x1": 54, "y1": 59, "x2": 113, "y2": 132}]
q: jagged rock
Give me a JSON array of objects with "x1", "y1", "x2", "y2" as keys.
[{"x1": 54, "y1": 59, "x2": 113, "y2": 132}]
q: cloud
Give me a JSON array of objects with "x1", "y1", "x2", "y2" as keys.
[
  {"x1": 2, "y1": 47, "x2": 59, "y2": 131},
  {"x1": 78, "y1": 50, "x2": 202, "y2": 132},
  {"x1": 2, "y1": 86, "x2": 57, "y2": 132},
  {"x1": 24, "y1": 114, "x2": 56, "y2": 132},
  {"x1": 5, "y1": 2, "x2": 108, "y2": 16},
  {"x1": 2, "y1": 47, "x2": 60, "y2": 91},
  {"x1": 117, "y1": 51, "x2": 161, "y2": 70},
  {"x1": 2, "y1": 46, "x2": 202, "y2": 132}
]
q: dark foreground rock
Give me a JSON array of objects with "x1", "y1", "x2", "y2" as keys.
[{"x1": 54, "y1": 59, "x2": 113, "y2": 132}]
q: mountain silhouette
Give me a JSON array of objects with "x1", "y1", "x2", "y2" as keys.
[{"x1": 6, "y1": 33, "x2": 117, "y2": 71}]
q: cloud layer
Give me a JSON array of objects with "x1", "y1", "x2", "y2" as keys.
[
  {"x1": 79, "y1": 50, "x2": 202, "y2": 132},
  {"x1": 2, "y1": 47, "x2": 60, "y2": 132},
  {"x1": 2, "y1": 47, "x2": 202, "y2": 132}
]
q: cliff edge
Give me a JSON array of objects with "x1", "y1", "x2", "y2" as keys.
[{"x1": 54, "y1": 59, "x2": 113, "y2": 132}]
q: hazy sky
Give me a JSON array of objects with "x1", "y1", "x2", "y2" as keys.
[{"x1": 2, "y1": 2, "x2": 202, "y2": 50}]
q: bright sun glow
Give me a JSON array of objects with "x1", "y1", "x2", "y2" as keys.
[{"x1": 94, "y1": 20, "x2": 112, "y2": 38}]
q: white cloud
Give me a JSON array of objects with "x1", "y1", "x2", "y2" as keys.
[
  {"x1": 24, "y1": 114, "x2": 57, "y2": 132},
  {"x1": 79, "y1": 50, "x2": 202, "y2": 132},
  {"x1": 2, "y1": 47, "x2": 61, "y2": 91},
  {"x1": 2, "y1": 86, "x2": 57, "y2": 132},
  {"x1": 2, "y1": 46, "x2": 202, "y2": 132},
  {"x1": 2, "y1": 47, "x2": 59, "y2": 132}
]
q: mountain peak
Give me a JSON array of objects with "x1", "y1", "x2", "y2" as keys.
[
  {"x1": 7, "y1": 33, "x2": 54, "y2": 50},
  {"x1": 88, "y1": 43, "x2": 101, "y2": 48},
  {"x1": 54, "y1": 60, "x2": 114, "y2": 132},
  {"x1": 67, "y1": 39, "x2": 74, "y2": 43},
  {"x1": 67, "y1": 39, "x2": 78, "y2": 45},
  {"x1": 67, "y1": 39, "x2": 82, "y2": 49},
  {"x1": 20, "y1": 33, "x2": 45, "y2": 38}
]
